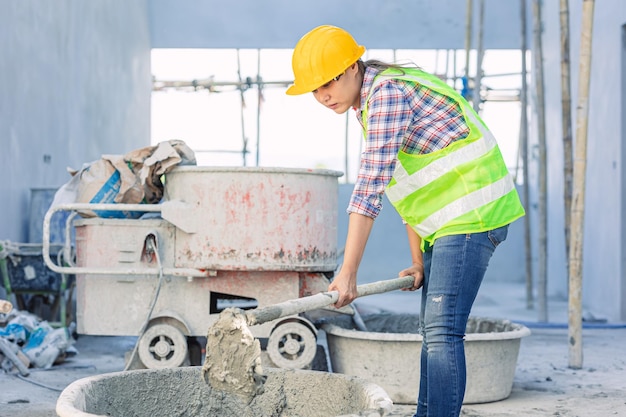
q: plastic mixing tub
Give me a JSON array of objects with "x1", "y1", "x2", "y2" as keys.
[
  {"x1": 321, "y1": 313, "x2": 531, "y2": 404},
  {"x1": 56, "y1": 367, "x2": 393, "y2": 417}
]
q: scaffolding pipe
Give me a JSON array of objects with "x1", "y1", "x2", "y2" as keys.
[
  {"x1": 256, "y1": 49, "x2": 262, "y2": 166},
  {"x1": 153, "y1": 79, "x2": 290, "y2": 91},
  {"x1": 236, "y1": 49, "x2": 248, "y2": 166},
  {"x1": 569, "y1": 0, "x2": 595, "y2": 371},
  {"x1": 453, "y1": 49, "x2": 459, "y2": 90},
  {"x1": 344, "y1": 112, "x2": 350, "y2": 184},
  {"x1": 520, "y1": 0, "x2": 533, "y2": 310},
  {"x1": 464, "y1": 0, "x2": 473, "y2": 102},
  {"x1": 532, "y1": 0, "x2": 549, "y2": 322},
  {"x1": 473, "y1": 0, "x2": 485, "y2": 113}
]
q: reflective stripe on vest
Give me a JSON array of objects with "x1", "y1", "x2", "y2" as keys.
[{"x1": 362, "y1": 68, "x2": 524, "y2": 243}]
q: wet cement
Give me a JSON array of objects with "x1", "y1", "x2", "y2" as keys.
[
  {"x1": 321, "y1": 312, "x2": 523, "y2": 335},
  {"x1": 62, "y1": 366, "x2": 388, "y2": 417},
  {"x1": 201, "y1": 307, "x2": 266, "y2": 402},
  {"x1": 191, "y1": 308, "x2": 391, "y2": 416},
  {"x1": 197, "y1": 309, "x2": 417, "y2": 412}
]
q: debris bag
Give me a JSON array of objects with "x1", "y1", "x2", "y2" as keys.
[
  {"x1": 52, "y1": 139, "x2": 196, "y2": 219},
  {"x1": 127, "y1": 139, "x2": 197, "y2": 204},
  {"x1": 23, "y1": 326, "x2": 72, "y2": 369},
  {"x1": 22, "y1": 324, "x2": 51, "y2": 351},
  {"x1": 0, "y1": 323, "x2": 28, "y2": 344},
  {"x1": 7, "y1": 310, "x2": 40, "y2": 334}
]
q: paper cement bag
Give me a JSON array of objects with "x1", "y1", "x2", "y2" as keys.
[
  {"x1": 126, "y1": 139, "x2": 197, "y2": 205},
  {"x1": 55, "y1": 140, "x2": 196, "y2": 219}
]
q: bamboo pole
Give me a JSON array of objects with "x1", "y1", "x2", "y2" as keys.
[
  {"x1": 520, "y1": 0, "x2": 534, "y2": 310},
  {"x1": 569, "y1": 0, "x2": 595, "y2": 370},
  {"x1": 560, "y1": 0, "x2": 574, "y2": 280},
  {"x1": 532, "y1": 0, "x2": 548, "y2": 322}
]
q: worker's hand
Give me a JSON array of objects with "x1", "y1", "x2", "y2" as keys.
[
  {"x1": 399, "y1": 263, "x2": 424, "y2": 291},
  {"x1": 328, "y1": 272, "x2": 358, "y2": 309}
]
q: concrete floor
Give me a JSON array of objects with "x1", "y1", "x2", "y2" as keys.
[{"x1": 1, "y1": 279, "x2": 625, "y2": 417}]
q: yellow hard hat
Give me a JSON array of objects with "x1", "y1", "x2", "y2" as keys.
[{"x1": 286, "y1": 25, "x2": 366, "y2": 95}]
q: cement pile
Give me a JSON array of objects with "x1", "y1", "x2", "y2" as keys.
[
  {"x1": 201, "y1": 307, "x2": 267, "y2": 401},
  {"x1": 196, "y1": 308, "x2": 389, "y2": 416}
]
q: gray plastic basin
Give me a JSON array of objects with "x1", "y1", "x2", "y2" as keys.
[
  {"x1": 56, "y1": 366, "x2": 393, "y2": 417},
  {"x1": 322, "y1": 314, "x2": 531, "y2": 404}
]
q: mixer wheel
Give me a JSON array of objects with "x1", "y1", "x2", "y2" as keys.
[
  {"x1": 138, "y1": 323, "x2": 188, "y2": 369},
  {"x1": 267, "y1": 321, "x2": 317, "y2": 369}
]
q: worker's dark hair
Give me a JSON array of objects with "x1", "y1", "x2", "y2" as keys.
[{"x1": 357, "y1": 59, "x2": 421, "y2": 75}]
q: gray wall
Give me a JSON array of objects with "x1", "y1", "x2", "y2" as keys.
[
  {"x1": 0, "y1": 1, "x2": 152, "y2": 242},
  {"x1": 148, "y1": 0, "x2": 530, "y2": 50},
  {"x1": 531, "y1": 0, "x2": 626, "y2": 321}
]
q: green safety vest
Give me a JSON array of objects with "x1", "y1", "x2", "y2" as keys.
[{"x1": 361, "y1": 68, "x2": 525, "y2": 250}]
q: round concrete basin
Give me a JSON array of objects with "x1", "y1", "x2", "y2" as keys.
[
  {"x1": 321, "y1": 314, "x2": 531, "y2": 405},
  {"x1": 56, "y1": 366, "x2": 393, "y2": 417}
]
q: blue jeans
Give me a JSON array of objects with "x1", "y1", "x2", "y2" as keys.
[{"x1": 414, "y1": 225, "x2": 508, "y2": 417}]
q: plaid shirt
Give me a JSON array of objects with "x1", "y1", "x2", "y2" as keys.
[{"x1": 348, "y1": 66, "x2": 470, "y2": 218}]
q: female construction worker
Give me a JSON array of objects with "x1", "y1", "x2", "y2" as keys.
[{"x1": 286, "y1": 25, "x2": 525, "y2": 417}]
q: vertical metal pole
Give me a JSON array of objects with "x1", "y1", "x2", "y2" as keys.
[
  {"x1": 560, "y1": 0, "x2": 574, "y2": 281},
  {"x1": 255, "y1": 49, "x2": 262, "y2": 167},
  {"x1": 464, "y1": 0, "x2": 474, "y2": 102},
  {"x1": 532, "y1": 0, "x2": 548, "y2": 322},
  {"x1": 520, "y1": 0, "x2": 534, "y2": 310},
  {"x1": 435, "y1": 49, "x2": 441, "y2": 75},
  {"x1": 569, "y1": 0, "x2": 595, "y2": 370},
  {"x1": 445, "y1": 49, "x2": 451, "y2": 83},
  {"x1": 236, "y1": 49, "x2": 248, "y2": 166},
  {"x1": 473, "y1": 0, "x2": 485, "y2": 113},
  {"x1": 453, "y1": 49, "x2": 459, "y2": 90},
  {"x1": 344, "y1": 112, "x2": 350, "y2": 184}
]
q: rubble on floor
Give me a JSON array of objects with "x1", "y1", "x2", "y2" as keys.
[{"x1": 0, "y1": 305, "x2": 76, "y2": 376}]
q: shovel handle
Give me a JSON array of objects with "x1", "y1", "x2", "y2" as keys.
[{"x1": 245, "y1": 275, "x2": 414, "y2": 326}]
